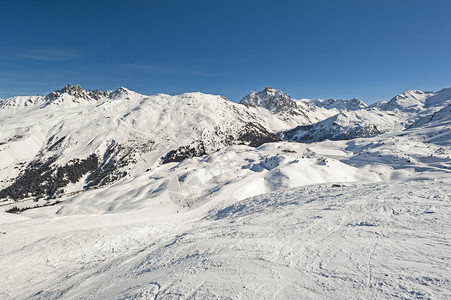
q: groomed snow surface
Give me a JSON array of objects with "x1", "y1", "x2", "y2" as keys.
[{"x1": 0, "y1": 179, "x2": 449, "y2": 299}]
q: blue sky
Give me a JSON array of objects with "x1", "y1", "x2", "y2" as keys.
[{"x1": 1, "y1": 0, "x2": 450, "y2": 103}]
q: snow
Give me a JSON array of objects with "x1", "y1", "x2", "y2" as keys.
[
  {"x1": 313, "y1": 97, "x2": 367, "y2": 111},
  {"x1": 0, "y1": 89, "x2": 277, "y2": 184},
  {"x1": 1, "y1": 179, "x2": 449, "y2": 299},
  {"x1": 0, "y1": 85, "x2": 450, "y2": 299},
  {"x1": 285, "y1": 87, "x2": 451, "y2": 143},
  {"x1": 41, "y1": 141, "x2": 391, "y2": 217},
  {"x1": 240, "y1": 87, "x2": 338, "y2": 129}
]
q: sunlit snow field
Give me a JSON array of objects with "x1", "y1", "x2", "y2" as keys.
[{"x1": 0, "y1": 86, "x2": 450, "y2": 299}]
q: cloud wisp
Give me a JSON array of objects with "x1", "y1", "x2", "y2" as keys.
[
  {"x1": 18, "y1": 48, "x2": 83, "y2": 61},
  {"x1": 0, "y1": 46, "x2": 83, "y2": 61},
  {"x1": 115, "y1": 62, "x2": 235, "y2": 77}
]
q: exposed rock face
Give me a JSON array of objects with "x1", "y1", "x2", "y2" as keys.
[
  {"x1": 45, "y1": 84, "x2": 110, "y2": 102},
  {"x1": 237, "y1": 122, "x2": 279, "y2": 147},
  {"x1": 240, "y1": 87, "x2": 297, "y2": 114},
  {"x1": 162, "y1": 123, "x2": 279, "y2": 164},
  {"x1": 283, "y1": 122, "x2": 385, "y2": 143},
  {"x1": 162, "y1": 141, "x2": 207, "y2": 164},
  {"x1": 238, "y1": 87, "x2": 328, "y2": 127}
]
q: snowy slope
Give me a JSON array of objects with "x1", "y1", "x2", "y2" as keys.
[
  {"x1": 284, "y1": 108, "x2": 396, "y2": 142},
  {"x1": 373, "y1": 90, "x2": 435, "y2": 112},
  {"x1": 0, "y1": 95, "x2": 46, "y2": 109},
  {"x1": 409, "y1": 103, "x2": 451, "y2": 128},
  {"x1": 50, "y1": 142, "x2": 385, "y2": 216},
  {"x1": 284, "y1": 88, "x2": 451, "y2": 143},
  {"x1": 0, "y1": 85, "x2": 277, "y2": 200},
  {"x1": 0, "y1": 178, "x2": 449, "y2": 299},
  {"x1": 313, "y1": 97, "x2": 367, "y2": 111},
  {"x1": 37, "y1": 97, "x2": 451, "y2": 217}
]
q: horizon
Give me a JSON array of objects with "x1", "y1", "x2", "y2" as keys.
[
  {"x1": 0, "y1": 82, "x2": 449, "y2": 105},
  {"x1": 1, "y1": 0, "x2": 451, "y2": 103}
]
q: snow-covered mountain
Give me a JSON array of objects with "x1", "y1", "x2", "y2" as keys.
[
  {"x1": 283, "y1": 108, "x2": 394, "y2": 142},
  {"x1": 1, "y1": 84, "x2": 450, "y2": 201},
  {"x1": 240, "y1": 87, "x2": 294, "y2": 113},
  {"x1": 284, "y1": 88, "x2": 451, "y2": 143},
  {"x1": 373, "y1": 89, "x2": 434, "y2": 112},
  {"x1": 0, "y1": 84, "x2": 140, "y2": 110},
  {"x1": 313, "y1": 97, "x2": 367, "y2": 111},
  {"x1": 239, "y1": 88, "x2": 376, "y2": 132},
  {"x1": 0, "y1": 85, "x2": 278, "y2": 200},
  {"x1": 239, "y1": 87, "x2": 336, "y2": 129}
]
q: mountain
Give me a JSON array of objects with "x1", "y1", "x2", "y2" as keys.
[
  {"x1": 1, "y1": 84, "x2": 450, "y2": 201},
  {"x1": 239, "y1": 87, "x2": 336, "y2": 130},
  {"x1": 239, "y1": 87, "x2": 295, "y2": 113},
  {"x1": 0, "y1": 84, "x2": 140, "y2": 110},
  {"x1": 373, "y1": 90, "x2": 435, "y2": 112},
  {"x1": 283, "y1": 108, "x2": 394, "y2": 142},
  {"x1": 408, "y1": 103, "x2": 451, "y2": 146},
  {"x1": 0, "y1": 95, "x2": 46, "y2": 109},
  {"x1": 0, "y1": 85, "x2": 277, "y2": 201},
  {"x1": 424, "y1": 87, "x2": 451, "y2": 107},
  {"x1": 284, "y1": 88, "x2": 451, "y2": 143}
]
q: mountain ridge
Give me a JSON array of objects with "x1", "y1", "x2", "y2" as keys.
[{"x1": 0, "y1": 84, "x2": 449, "y2": 201}]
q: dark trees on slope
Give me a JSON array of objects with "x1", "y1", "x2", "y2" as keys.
[{"x1": 0, "y1": 154, "x2": 98, "y2": 201}]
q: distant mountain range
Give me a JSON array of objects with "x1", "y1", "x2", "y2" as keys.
[{"x1": 0, "y1": 84, "x2": 449, "y2": 201}]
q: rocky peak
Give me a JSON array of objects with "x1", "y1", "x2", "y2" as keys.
[
  {"x1": 46, "y1": 84, "x2": 88, "y2": 101},
  {"x1": 45, "y1": 84, "x2": 110, "y2": 103},
  {"x1": 60, "y1": 84, "x2": 83, "y2": 95},
  {"x1": 240, "y1": 87, "x2": 296, "y2": 114},
  {"x1": 89, "y1": 89, "x2": 109, "y2": 100}
]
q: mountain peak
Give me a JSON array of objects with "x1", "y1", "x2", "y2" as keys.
[
  {"x1": 60, "y1": 84, "x2": 83, "y2": 95},
  {"x1": 262, "y1": 86, "x2": 276, "y2": 93},
  {"x1": 45, "y1": 84, "x2": 95, "y2": 102},
  {"x1": 45, "y1": 84, "x2": 136, "y2": 103},
  {"x1": 108, "y1": 87, "x2": 135, "y2": 99},
  {"x1": 240, "y1": 87, "x2": 295, "y2": 114},
  {"x1": 380, "y1": 89, "x2": 435, "y2": 111}
]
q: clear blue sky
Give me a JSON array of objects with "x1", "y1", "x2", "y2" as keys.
[{"x1": 1, "y1": 0, "x2": 450, "y2": 103}]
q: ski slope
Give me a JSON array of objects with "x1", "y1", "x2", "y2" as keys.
[{"x1": 0, "y1": 178, "x2": 449, "y2": 299}]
